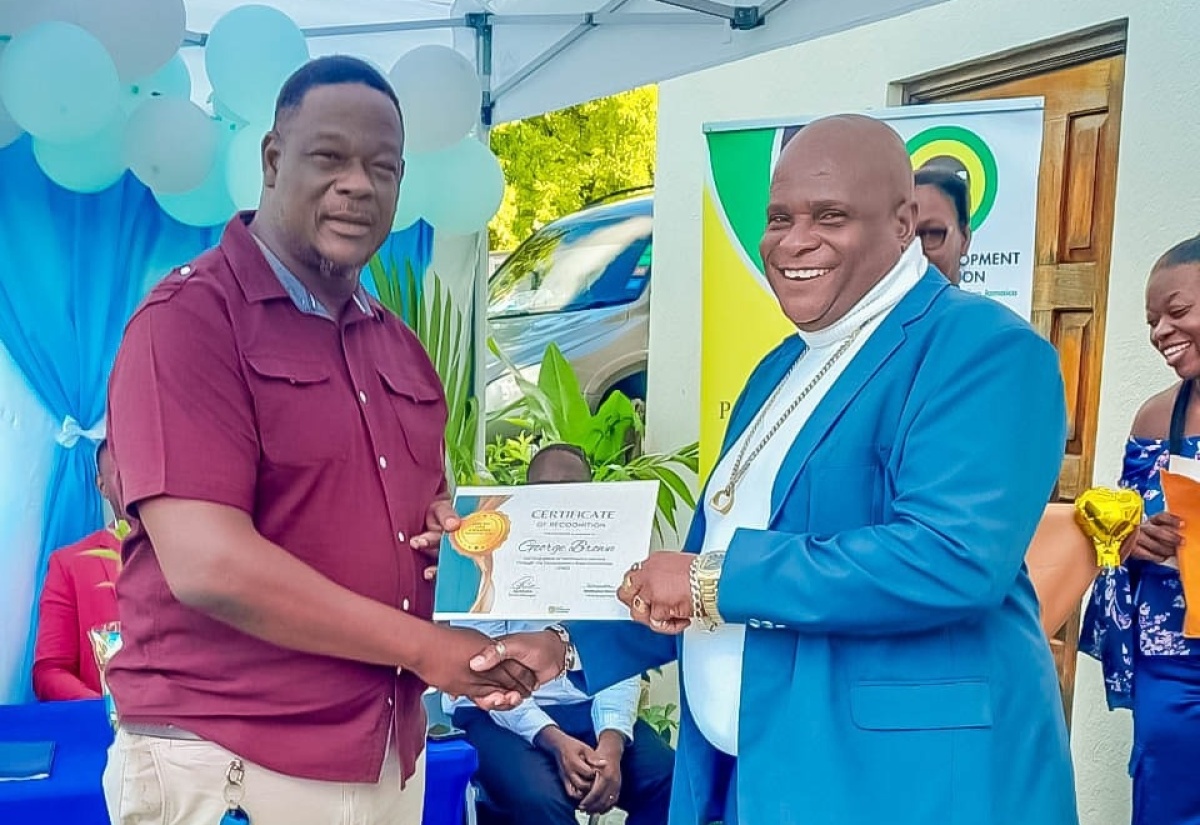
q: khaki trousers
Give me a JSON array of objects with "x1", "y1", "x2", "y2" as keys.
[{"x1": 102, "y1": 729, "x2": 425, "y2": 825}]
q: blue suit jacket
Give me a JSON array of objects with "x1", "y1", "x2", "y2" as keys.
[{"x1": 570, "y1": 268, "x2": 1077, "y2": 825}]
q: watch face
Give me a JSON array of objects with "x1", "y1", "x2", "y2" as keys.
[{"x1": 698, "y1": 553, "x2": 723, "y2": 574}]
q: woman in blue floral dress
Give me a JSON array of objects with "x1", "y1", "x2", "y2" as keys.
[{"x1": 1081, "y1": 234, "x2": 1200, "y2": 824}]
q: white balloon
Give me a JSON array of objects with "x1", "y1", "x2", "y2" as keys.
[
  {"x1": 392, "y1": 152, "x2": 438, "y2": 230},
  {"x1": 389, "y1": 46, "x2": 481, "y2": 154},
  {"x1": 124, "y1": 97, "x2": 218, "y2": 194},
  {"x1": 225, "y1": 124, "x2": 267, "y2": 211},
  {"x1": 0, "y1": 1, "x2": 69, "y2": 37},
  {"x1": 418, "y1": 138, "x2": 506, "y2": 236},
  {"x1": 71, "y1": 0, "x2": 186, "y2": 81}
]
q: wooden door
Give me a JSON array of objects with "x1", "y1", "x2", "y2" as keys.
[{"x1": 906, "y1": 47, "x2": 1126, "y2": 728}]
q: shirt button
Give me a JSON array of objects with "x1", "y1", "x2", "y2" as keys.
[
  {"x1": 402, "y1": 598, "x2": 411, "y2": 611},
  {"x1": 179, "y1": 265, "x2": 192, "y2": 277},
  {"x1": 387, "y1": 696, "x2": 394, "y2": 707},
  {"x1": 358, "y1": 390, "x2": 368, "y2": 404},
  {"x1": 378, "y1": 455, "x2": 387, "y2": 469},
  {"x1": 397, "y1": 531, "x2": 406, "y2": 543},
  {"x1": 748, "y1": 619, "x2": 761, "y2": 629}
]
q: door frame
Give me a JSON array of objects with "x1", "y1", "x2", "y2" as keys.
[{"x1": 891, "y1": 19, "x2": 1127, "y2": 104}]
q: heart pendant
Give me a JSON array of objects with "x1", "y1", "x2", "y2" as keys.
[
  {"x1": 711, "y1": 488, "x2": 734, "y2": 515},
  {"x1": 1074, "y1": 486, "x2": 1143, "y2": 568}
]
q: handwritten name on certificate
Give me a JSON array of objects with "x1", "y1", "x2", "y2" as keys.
[{"x1": 433, "y1": 481, "x2": 658, "y2": 621}]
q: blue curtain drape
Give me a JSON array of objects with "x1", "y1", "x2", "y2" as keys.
[{"x1": 0, "y1": 135, "x2": 433, "y2": 701}]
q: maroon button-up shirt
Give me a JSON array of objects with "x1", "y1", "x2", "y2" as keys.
[{"x1": 106, "y1": 214, "x2": 447, "y2": 783}]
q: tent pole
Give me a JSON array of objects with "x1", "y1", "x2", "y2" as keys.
[{"x1": 469, "y1": 13, "x2": 495, "y2": 475}]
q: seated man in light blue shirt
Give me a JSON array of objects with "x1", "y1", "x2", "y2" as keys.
[{"x1": 448, "y1": 444, "x2": 673, "y2": 825}]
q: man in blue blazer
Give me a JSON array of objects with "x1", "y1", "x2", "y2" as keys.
[{"x1": 470, "y1": 114, "x2": 1076, "y2": 824}]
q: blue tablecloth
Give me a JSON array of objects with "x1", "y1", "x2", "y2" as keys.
[{"x1": 0, "y1": 699, "x2": 478, "y2": 824}]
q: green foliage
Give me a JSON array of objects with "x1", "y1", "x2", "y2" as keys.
[
  {"x1": 487, "y1": 340, "x2": 698, "y2": 539},
  {"x1": 483, "y1": 431, "x2": 537, "y2": 486},
  {"x1": 638, "y1": 701, "x2": 680, "y2": 743},
  {"x1": 489, "y1": 85, "x2": 657, "y2": 250},
  {"x1": 368, "y1": 254, "x2": 480, "y2": 484}
]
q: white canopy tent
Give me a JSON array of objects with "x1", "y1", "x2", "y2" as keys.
[
  {"x1": 178, "y1": 0, "x2": 948, "y2": 426},
  {"x1": 178, "y1": 0, "x2": 946, "y2": 125}
]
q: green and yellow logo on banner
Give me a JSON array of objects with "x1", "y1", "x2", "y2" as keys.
[{"x1": 906, "y1": 125, "x2": 999, "y2": 231}]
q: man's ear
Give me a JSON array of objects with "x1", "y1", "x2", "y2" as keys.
[
  {"x1": 261, "y1": 131, "x2": 282, "y2": 189},
  {"x1": 896, "y1": 198, "x2": 918, "y2": 246}
]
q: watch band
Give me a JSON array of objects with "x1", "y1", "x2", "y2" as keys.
[{"x1": 546, "y1": 624, "x2": 579, "y2": 676}]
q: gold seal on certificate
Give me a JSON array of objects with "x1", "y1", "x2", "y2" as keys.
[
  {"x1": 451, "y1": 511, "x2": 511, "y2": 555},
  {"x1": 435, "y1": 481, "x2": 658, "y2": 621}
]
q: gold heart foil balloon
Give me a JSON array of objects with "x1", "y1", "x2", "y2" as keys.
[{"x1": 1074, "y1": 487, "x2": 1143, "y2": 569}]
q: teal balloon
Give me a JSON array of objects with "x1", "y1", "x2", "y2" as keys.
[
  {"x1": 0, "y1": 100, "x2": 22, "y2": 149},
  {"x1": 211, "y1": 96, "x2": 248, "y2": 130},
  {"x1": 32, "y1": 111, "x2": 128, "y2": 193},
  {"x1": 419, "y1": 138, "x2": 506, "y2": 236},
  {"x1": 156, "y1": 150, "x2": 237, "y2": 227},
  {"x1": 123, "y1": 53, "x2": 191, "y2": 113},
  {"x1": 392, "y1": 153, "x2": 438, "y2": 231},
  {"x1": 205, "y1": 6, "x2": 308, "y2": 125},
  {"x1": 0, "y1": 46, "x2": 23, "y2": 148},
  {"x1": 0, "y1": 22, "x2": 120, "y2": 143},
  {"x1": 225, "y1": 124, "x2": 266, "y2": 211}
]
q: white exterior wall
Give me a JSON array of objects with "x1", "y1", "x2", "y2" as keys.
[{"x1": 645, "y1": 1, "x2": 1200, "y2": 822}]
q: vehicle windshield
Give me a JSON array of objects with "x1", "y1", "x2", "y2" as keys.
[{"x1": 488, "y1": 212, "x2": 652, "y2": 318}]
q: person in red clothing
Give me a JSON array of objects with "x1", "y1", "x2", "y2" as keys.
[{"x1": 32, "y1": 437, "x2": 123, "y2": 700}]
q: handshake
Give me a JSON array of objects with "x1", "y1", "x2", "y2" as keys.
[
  {"x1": 410, "y1": 500, "x2": 707, "y2": 709},
  {"x1": 412, "y1": 624, "x2": 569, "y2": 710}
]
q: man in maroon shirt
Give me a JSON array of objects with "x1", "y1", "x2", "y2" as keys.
[{"x1": 102, "y1": 56, "x2": 535, "y2": 824}]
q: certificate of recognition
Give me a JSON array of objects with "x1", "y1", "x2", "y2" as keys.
[{"x1": 433, "y1": 480, "x2": 658, "y2": 621}]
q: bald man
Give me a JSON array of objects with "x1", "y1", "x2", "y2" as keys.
[{"x1": 471, "y1": 116, "x2": 1075, "y2": 824}]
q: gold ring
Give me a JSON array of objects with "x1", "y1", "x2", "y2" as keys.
[
  {"x1": 494, "y1": 640, "x2": 507, "y2": 658},
  {"x1": 622, "y1": 575, "x2": 634, "y2": 591},
  {"x1": 632, "y1": 595, "x2": 647, "y2": 613}
]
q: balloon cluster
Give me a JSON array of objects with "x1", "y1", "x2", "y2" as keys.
[{"x1": 0, "y1": 2, "x2": 505, "y2": 234}]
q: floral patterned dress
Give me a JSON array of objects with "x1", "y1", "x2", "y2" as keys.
[{"x1": 1080, "y1": 436, "x2": 1200, "y2": 709}]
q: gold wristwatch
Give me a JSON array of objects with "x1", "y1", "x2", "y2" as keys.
[{"x1": 691, "y1": 552, "x2": 726, "y2": 630}]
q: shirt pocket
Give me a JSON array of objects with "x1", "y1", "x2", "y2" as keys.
[
  {"x1": 376, "y1": 366, "x2": 447, "y2": 471},
  {"x1": 245, "y1": 354, "x2": 351, "y2": 466}
]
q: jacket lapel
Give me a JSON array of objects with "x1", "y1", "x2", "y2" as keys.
[
  {"x1": 684, "y1": 336, "x2": 807, "y2": 553},
  {"x1": 767, "y1": 268, "x2": 946, "y2": 521}
]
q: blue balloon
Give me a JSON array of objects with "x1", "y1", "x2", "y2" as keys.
[
  {"x1": 0, "y1": 22, "x2": 120, "y2": 143},
  {"x1": 122, "y1": 53, "x2": 191, "y2": 112},
  {"x1": 32, "y1": 112, "x2": 128, "y2": 193},
  {"x1": 205, "y1": 6, "x2": 308, "y2": 125}
]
